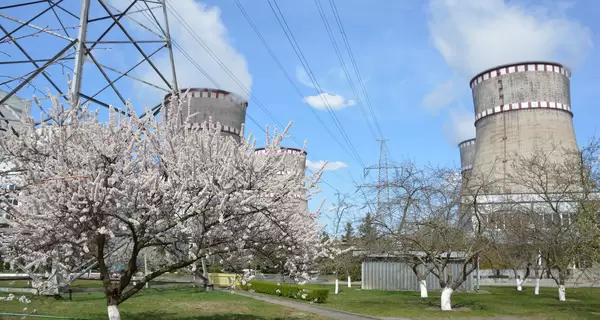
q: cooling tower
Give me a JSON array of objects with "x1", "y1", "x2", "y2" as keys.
[
  {"x1": 458, "y1": 138, "x2": 476, "y2": 181},
  {"x1": 254, "y1": 147, "x2": 308, "y2": 214},
  {"x1": 163, "y1": 88, "x2": 247, "y2": 142},
  {"x1": 0, "y1": 89, "x2": 28, "y2": 135},
  {"x1": 469, "y1": 62, "x2": 578, "y2": 194}
]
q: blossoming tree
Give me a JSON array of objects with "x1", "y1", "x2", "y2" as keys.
[{"x1": 0, "y1": 97, "x2": 328, "y2": 320}]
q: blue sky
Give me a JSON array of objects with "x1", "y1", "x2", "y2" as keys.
[{"x1": 2, "y1": 0, "x2": 600, "y2": 230}]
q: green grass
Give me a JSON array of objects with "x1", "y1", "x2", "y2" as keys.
[
  {"x1": 0, "y1": 288, "x2": 325, "y2": 320},
  {"x1": 317, "y1": 285, "x2": 600, "y2": 319}
]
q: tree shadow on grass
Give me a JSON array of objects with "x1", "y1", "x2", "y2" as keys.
[{"x1": 118, "y1": 312, "x2": 298, "y2": 320}]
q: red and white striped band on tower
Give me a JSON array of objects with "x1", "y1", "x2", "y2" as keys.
[
  {"x1": 184, "y1": 122, "x2": 241, "y2": 135},
  {"x1": 475, "y1": 101, "x2": 572, "y2": 123},
  {"x1": 254, "y1": 147, "x2": 307, "y2": 156},
  {"x1": 458, "y1": 139, "x2": 475, "y2": 149},
  {"x1": 165, "y1": 88, "x2": 249, "y2": 108},
  {"x1": 470, "y1": 63, "x2": 571, "y2": 89}
]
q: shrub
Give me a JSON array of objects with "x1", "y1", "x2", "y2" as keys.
[{"x1": 241, "y1": 280, "x2": 329, "y2": 303}]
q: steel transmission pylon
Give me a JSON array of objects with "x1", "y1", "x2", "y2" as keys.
[
  {"x1": 0, "y1": 0, "x2": 181, "y2": 295},
  {"x1": 0, "y1": 0, "x2": 180, "y2": 124},
  {"x1": 360, "y1": 139, "x2": 401, "y2": 220}
]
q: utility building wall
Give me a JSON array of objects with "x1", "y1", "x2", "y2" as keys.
[
  {"x1": 468, "y1": 62, "x2": 578, "y2": 194},
  {"x1": 361, "y1": 260, "x2": 473, "y2": 292}
]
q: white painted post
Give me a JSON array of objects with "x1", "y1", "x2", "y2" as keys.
[
  {"x1": 335, "y1": 279, "x2": 339, "y2": 294},
  {"x1": 144, "y1": 253, "x2": 148, "y2": 289},
  {"x1": 348, "y1": 276, "x2": 351, "y2": 288}
]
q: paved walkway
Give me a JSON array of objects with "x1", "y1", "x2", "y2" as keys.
[{"x1": 231, "y1": 290, "x2": 411, "y2": 320}]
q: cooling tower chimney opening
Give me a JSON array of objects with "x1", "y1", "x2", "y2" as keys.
[{"x1": 468, "y1": 61, "x2": 579, "y2": 194}]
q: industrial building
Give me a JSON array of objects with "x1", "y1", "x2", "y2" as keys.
[
  {"x1": 0, "y1": 89, "x2": 27, "y2": 135},
  {"x1": 0, "y1": 90, "x2": 29, "y2": 230},
  {"x1": 163, "y1": 87, "x2": 309, "y2": 213},
  {"x1": 254, "y1": 147, "x2": 309, "y2": 215},
  {"x1": 163, "y1": 88, "x2": 248, "y2": 142},
  {"x1": 361, "y1": 253, "x2": 474, "y2": 292},
  {"x1": 463, "y1": 61, "x2": 578, "y2": 195},
  {"x1": 457, "y1": 61, "x2": 584, "y2": 231}
]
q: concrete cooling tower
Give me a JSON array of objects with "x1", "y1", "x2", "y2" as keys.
[
  {"x1": 254, "y1": 147, "x2": 308, "y2": 215},
  {"x1": 163, "y1": 88, "x2": 248, "y2": 142},
  {"x1": 458, "y1": 138, "x2": 476, "y2": 181},
  {"x1": 469, "y1": 61, "x2": 578, "y2": 194}
]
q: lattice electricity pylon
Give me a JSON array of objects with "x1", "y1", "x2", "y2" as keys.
[{"x1": 0, "y1": 0, "x2": 179, "y2": 125}]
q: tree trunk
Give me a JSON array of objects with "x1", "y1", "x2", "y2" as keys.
[
  {"x1": 108, "y1": 305, "x2": 121, "y2": 320},
  {"x1": 419, "y1": 279, "x2": 428, "y2": 298},
  {"x1": 516, "y1": 278, "x2": 523, "y2": 291},
  {"x1": 440, "y1": 287, "x2": 453, "y2": 311},
  {"x1": 347, "y1": 276, "x2": 351, "y2": 288},
  {"x1": 558, "y1": 284, "x2": 566, "y2": 301},
  {"x1": 558, "y1": 270, "x2": 566, "y2": 301},
  {"x1": 534, "y1": 278, "x2": 540, "y2": 295},
  {"x1": 107, "y1": 292, "x2": 121, "y2": 320}
]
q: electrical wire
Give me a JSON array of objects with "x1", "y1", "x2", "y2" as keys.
[
  {"x1": 328, "y1": 0, "x2": 384, "y2": 139},
  {"x1": 137, "y1": 1, "x2": 345, "y2": 192},
  {"x1": 267, "y1": 0, "x2": 366, "y2": 169},
  {"x1": 165, "y1": 2, "x2": 302, "y2": 146},
  {"x1": 313, "y1": 0, "x2": 379, "y2": 141},
  {"x1": 233, "y1": 0, "x2": 361, "y2": 168}
]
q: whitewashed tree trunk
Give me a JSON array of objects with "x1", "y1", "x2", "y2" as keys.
[
  {"x1": 347, "y1": 276, "x2": 351, "y2": 288},
  {"x1": 558, "y1": 285, "x2": 566, "y2": 301},
  {"x1": 335, "y1": 279, "x2": 339, "y2": 294},
  {"x1": 516, "y1": 278, "x2": 523, "y2": 291},
  {"x1": 440, "y1": 287, "x2": 453, "y2": 311},
  {"x1": 108, "y1": 305, "x2": 121, "y2": 320},
  {"x1": 534, "y1": 278, "x2": 540, "y2": 295},
  {"x1": 419, "y1": 279, "x2": 428, "y2": 298}
]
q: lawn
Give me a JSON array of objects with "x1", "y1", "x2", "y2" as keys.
[
  {"x1": 317, "y1": 285, "x2": 600, "y2": 319},
  {"x1": 0, "y1": 288, "x2": 325, "y2": 320},
  {"x1": 0, "y1": 279, "x2": 105, "y2": 289}
]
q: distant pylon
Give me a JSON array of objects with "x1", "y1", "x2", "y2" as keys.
[{"x1": 361, "y1": 139, "x2": 400, "y2": 220}]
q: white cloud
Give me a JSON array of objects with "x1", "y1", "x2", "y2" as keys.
[
  {"x1": 306, "y1": 159, "x2": 348, "y2": 172},
  {"x1": 426, "y1": 0, "x2": 592, "y2": 144},
  {"x1": 427, "y1": 0, "x2": 593, "y2": 78},
  {"x1": 303, "y1": 93, "x2": 355, "y2": 110},
  {"x1": 111, "y1": 0, "x2": 252, "y2": 104},
  {"x1": 421, "y1": 77, "x2": 460, "y2": 114},
  {"x1": 442, "y1": 109, "x2": 475, "y2": 146}
]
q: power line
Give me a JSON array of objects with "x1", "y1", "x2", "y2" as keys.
[
  {"x1": 139, "y1": 1, "x2": 342, "y2": 193},
  {"x1": 165, "y1": 2, "x2": 300, "y2": 145},
  {"x1": 313, "y1": 0, "x2": 379, "y2": 141},
  {"x1": 267, "y1": 0, "x2": 366, "y2": 169},
  {"x1": 233, "y1": 0, "x2": 362, "y2": 169},
  {"x1": 328, "y1": 0, "x2": 385, "y2": 139}
]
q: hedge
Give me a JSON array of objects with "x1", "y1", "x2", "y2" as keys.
[{"x1": 241, "y1": 280, "x2": 329, "y2": 303}]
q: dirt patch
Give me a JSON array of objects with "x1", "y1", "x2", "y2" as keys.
[
  {"x1": 425, "y1": 307, "x2": 472, "y2": 312},
  {"x1": 465, "y1": 290, "x2": 491, "y2": 294},
  {"x1": 448, "y1": 317, "x2": 546, "y2": 320},
  {"x1": 171, "y1": 301, "x2": 249, "y2": 313},
  {"x1": 591, "y1": 312, "x2": 600, "y2": 315}
]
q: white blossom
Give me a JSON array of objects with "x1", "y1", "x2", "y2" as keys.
[{"x1": 0, "y1": 97, "x2": 329, "y2": 320}]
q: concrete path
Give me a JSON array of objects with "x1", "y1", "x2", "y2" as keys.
[{"x1": 232, "y1": 290, "x2": 411, "y2": 320}]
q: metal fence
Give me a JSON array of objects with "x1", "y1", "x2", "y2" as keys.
[{"x1": 361, "y1": 260, "x2": 474, "y2": 291}]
